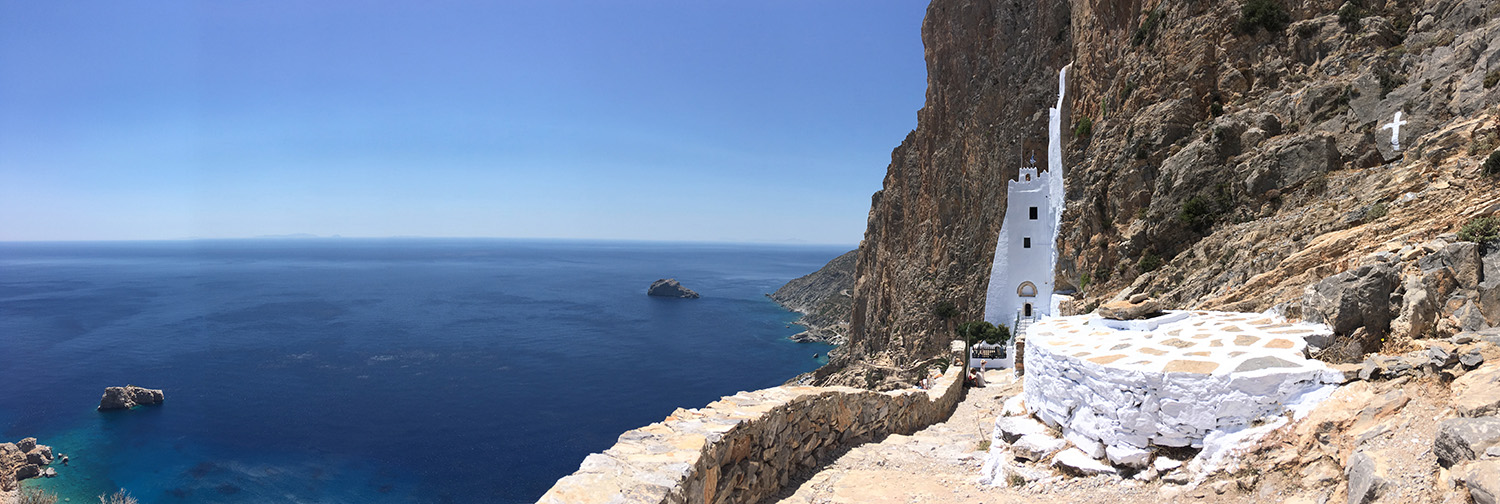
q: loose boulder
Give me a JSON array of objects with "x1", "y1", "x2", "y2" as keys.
[
  {"x1": 1303, "y1": 263, "x2": 1398, "y2": 338},
  {"x1": 647, "y1": 278, "x2": 700, "y2": 299},
  {"x1": 1436, "y1": 417, "x2": 1500, "y2": 468},
  {"x1": 1097, "y1": 298, "x2": 1162, "y2": 320},
  {"x1": 1345, "y1": 451, "x2": 1384, "y2": 504},
  {"x1": 98, "y1": 385, "x2": 165, "y2": 411}
]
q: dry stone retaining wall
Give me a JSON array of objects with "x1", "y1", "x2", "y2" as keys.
[{"x1": 537, "y1": 367, "x2": 963, "y2": 504}]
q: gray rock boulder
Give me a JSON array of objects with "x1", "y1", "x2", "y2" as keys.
[
  {"x1": 647, "y1": 278, "x2": 700, "y2": 299},
  {"x1": 1436, "y1": 417, "x2": 1500, "y2": 468},
  {"x1": 1345, "y1": 451, "x2": 1384, "y2": 504},
  {"x1": 1422, "y1": 242, "x2": 1483, "y2": 289},
  {"x1": 1303, "y1": 263, "x2": 1398, "y2": 337},
  {"x1": 98, "y1": 385, "x2": 165, "y2": 411},
  {"x1": 1469, "y1": 460, "x2": 1500, "y2": 504}
]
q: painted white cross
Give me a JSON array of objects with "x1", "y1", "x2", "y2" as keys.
[{"x1": 1381, "y1": 110, "x2": 1408, "y2": 151}]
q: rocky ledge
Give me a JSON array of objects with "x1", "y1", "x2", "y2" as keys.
[
  {"x1": 647, "y1": 278, "x2": 699, "y2": 299},
  {"x1": 98, "y1": 385, "x2": 164, "y2": 411},
  {"x1": 769, "y1": 250, "x2": 856, "y2": 346},
  {"x1": 1, "y1": 438, "x2": 56, "y2": 492}
]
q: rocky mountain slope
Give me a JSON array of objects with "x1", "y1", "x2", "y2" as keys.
[
  {"x1": 769, "y1": 250, "x2": 857, "y2": 346},
  {"x1": 819, "y1": 0, "x2": 1500, "y2": 386}
]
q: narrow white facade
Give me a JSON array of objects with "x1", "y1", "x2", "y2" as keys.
[{"x1": 983, "y1": 65, "x2": 1068, "y2": 339}]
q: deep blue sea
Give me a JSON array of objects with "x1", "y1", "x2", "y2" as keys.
[{"x1": 0, "y1": 239, "x2": 840, "y2": 503}]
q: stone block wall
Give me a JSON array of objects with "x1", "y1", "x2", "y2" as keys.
[{"x1": 537, "y1": 367, "x2": 963, "y2": 504}]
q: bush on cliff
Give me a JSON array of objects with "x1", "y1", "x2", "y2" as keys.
[
  {"x1": 1238, "y1": 0, "x2": 1290, "y2": 34},
  {"x1": 1484, "y1": 149, "x2": 1500, "y2": 177},
  {"x1": 1459, "y1": 216, "x2": 1500, "y2": 246}
]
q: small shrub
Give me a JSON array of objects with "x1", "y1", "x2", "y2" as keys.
[
  {"x1": 1134, "y1": 9, "x2": 1164, "y2": 46},
  {"x1": 1093, "y1": 263, "x2": 1113, "y2": 283},
  {"x1": 1485, "y1": 150, "x2": 1500, "y2": 177},
  {"x1": 1338, "y1": 2, "x2": 1363, "y2": 31},
  {"x1": 20, "y1": 489, "x2": 59, "y2": 504},
  {"x1": 1210, "y1": 102, "x2": 1225, "y2": 117},
  {"x1": 1075, "y1": 117, "x2": 1093, "y2": 138},
  {"x1": 1139, "y1": 251, "x2": 1163, "y2": 273},
  {"x1": 1178, "y1": 195, "x2": 1217, "y2": 232},
  {"x1": 1079, "y1": 272, "x2": 1092, "y2": 292},
  {"x1": 1459, "y1": 216, "x2": 1500, "y2": 245},
  {"x1": 1365, "y1": 202, "x2": 1387, "y2": 221},
  {"x1": 1008, "y1": 473, "x2": 1027, "y2": 486},
  {"x1": 1377, "y1": 68, "x2": 1406, "y2": 99},
  {"x1": 1239, "y1": 0, "x2": 1290, "y2": 34},
  {"x1": 976, "y1": 438, "x2": 992, "y2": 452},
  {"x1": 1486, "y1": 71, "x2": 1500, "y2": 89},
  {"x1": 98, "y1": 490, "x2": 138, "y2": 504},
  {"x1": 935, "y1": 300, "x2": 958, "y2": 319}
]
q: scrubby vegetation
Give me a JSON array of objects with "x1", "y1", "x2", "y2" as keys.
[
  {"x1": 1485, "y1": 149, "x2": 1500, "y2": 177},
  {"x1": 1365, "y1": 202, "x2": 1388, "y2": 222},
  {"x1": 1138, "y1": 251, "x2": 1163, "y2": 273},
  {"x1": 1074, "y1": 117, "x2": 1093, "y2": 138},
  {"x1": 1133, "y1": 8, "x2": 1163, "y2": 46},
  {"x1": 1486, "y1": 70, "x2": 1500, "y2": 89},
  {"x1": 19, "y1": 489, "x2": 58, "y2": 504},
  {"x1": 1459, "y1": 216, "x2": 1500, "y2": 245},
  {"x1": 934, "y1": 300, "x2": 958, "y2": 319},
  {"x1": 957, "y1": 320, "x2": 1012, "y2": 346},
  {"x1": 1238, "y1": 0, "x2": 1290, "y2": 34}
]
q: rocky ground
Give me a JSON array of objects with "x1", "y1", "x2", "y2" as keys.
[{"x1": 773, "y1": 344, "x2": 1500, "y2": 504}]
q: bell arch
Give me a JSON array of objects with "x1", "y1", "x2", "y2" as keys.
[{"x1": 1017, "y1": 281, "x2": 1038, "y2": 297}]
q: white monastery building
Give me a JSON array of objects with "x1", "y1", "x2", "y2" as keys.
[{"x1": 983, "y1": 65, "x2": 1069, "y2": 345}]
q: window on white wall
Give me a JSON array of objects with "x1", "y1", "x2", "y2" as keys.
[
  {"x1": 1029, "y1": 207, "x2": 1038, "y2": 219},
  {"x1": 1024, "y1": 237, "x2": 1031, "y2": 248}
]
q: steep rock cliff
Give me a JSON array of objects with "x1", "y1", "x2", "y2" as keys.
[{"x1": 822, "y1": 0, "x2": 1500, "y2": 385}]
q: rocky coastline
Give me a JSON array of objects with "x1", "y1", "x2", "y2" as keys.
[{"x1": 768, "y1": 250, "x2": 857, "y2": 346}]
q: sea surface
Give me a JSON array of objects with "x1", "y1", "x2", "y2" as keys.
[{"x1": 0, "y1": 239, "x2": 841, "y2": 503}]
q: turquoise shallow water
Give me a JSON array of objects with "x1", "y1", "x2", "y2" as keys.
[{"x1": 0, "y1": 239, "x2": 838, "y2": 503}]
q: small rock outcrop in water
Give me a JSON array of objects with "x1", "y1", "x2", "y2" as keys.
[
  {"x1": 98, "y1": 385, "x2": 165, "y2": 411},
  {"x1": 647, "y1": 278, "x2": 699, "y2": 299},
  {"x1": 1, "y1": 437, "x2": 55, "y2": 491}
]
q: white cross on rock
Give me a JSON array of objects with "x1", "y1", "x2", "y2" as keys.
[{"x1": 1381, "y1": 110, "x2": 1408, "y2": 151}]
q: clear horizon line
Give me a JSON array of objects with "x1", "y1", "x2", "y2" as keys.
[{"x1": 0, "y1": 235, "x2": 861, "y2": 248}]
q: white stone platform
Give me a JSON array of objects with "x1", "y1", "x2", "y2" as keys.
[{"x1": 1024, "y1": 310, "x2": 1342, "y2": 452}]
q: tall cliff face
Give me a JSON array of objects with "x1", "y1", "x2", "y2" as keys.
[
  {"x1": 826, "y1": 0, "x2": 1500, "y2": 385},
  {"x1": 841, "y1": 0, "x2": 1074, "y2": 376}
]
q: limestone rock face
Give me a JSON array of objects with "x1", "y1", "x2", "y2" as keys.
[
  {"x1": 98, "y1": 385, "x2": 165, "y2": 411},
  {"x1": 1435, "y1": 417, "x2": 1500, "y2": 468},
  {"x1": 0, "y1": 438, "x2": 55, "y2": 491},
  {"x1": 646, "y1": 279, "x2": 699, "y2": 299}
]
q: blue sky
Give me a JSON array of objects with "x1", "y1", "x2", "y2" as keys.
[{"x1": 0, "y1": 1, "x2": 928, "y2": 244}]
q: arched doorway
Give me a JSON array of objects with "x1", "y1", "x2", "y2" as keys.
[{"x1": 1024, "y1": 303, "x2": 1033, "y2": 317}]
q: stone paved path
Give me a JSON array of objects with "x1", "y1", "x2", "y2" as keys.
[{"x1": 771, "y1": 370, "x2": 1020, "y2": 504}]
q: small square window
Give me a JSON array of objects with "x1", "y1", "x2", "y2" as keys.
[
  {"x1": 1024, "y1": 237, "x2": 1031, "y2": 248},
  {"x1": 1029, "y1": 207, "x2": 1038, "y2": 220}
]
